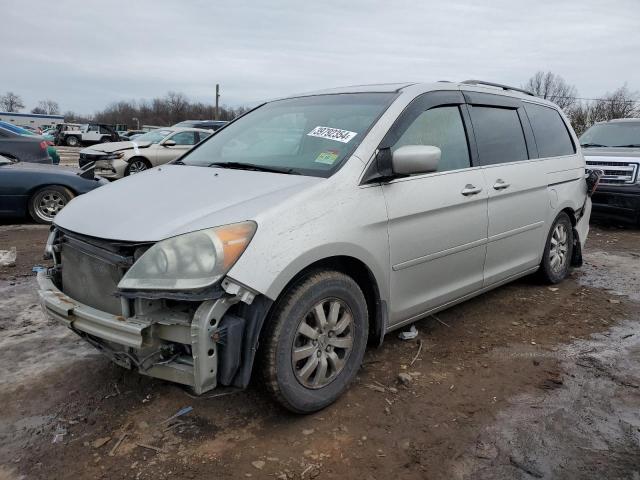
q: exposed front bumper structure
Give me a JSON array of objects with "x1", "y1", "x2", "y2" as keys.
[{"x1": 37, "y1": 270, "x2": 260, "y2": 394}]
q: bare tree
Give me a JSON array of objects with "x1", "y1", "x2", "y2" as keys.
[
  {"x1": 0, "y1": 92, "x2": 25, "y2": 112},
  {"x1": 92, "y1": 91, "x2": 245, "y2": 127},
  {"x1": 36, "y1": 99, "x2": 60, "y2": 115},
  {"x1": 567, "y1": 85, "x2": 639, "y2": 136},
  {"x1": 31, "y1": 106, "x2": 47, "y2": 114},
  {"x1": 524, "y1": 71, "x2": 578, "y2": 110}
]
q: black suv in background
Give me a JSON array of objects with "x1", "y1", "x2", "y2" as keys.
[{"x1": 581, "y1": 118, "x2": 640, "y2": 224}]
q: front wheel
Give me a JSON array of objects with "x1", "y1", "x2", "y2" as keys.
[
  {"x1": 125, "y1": 158, "x2": 149, "y2": 176},
  {"x1": 539, "y1": 212, "x2": 574, "y2": 284},
  {"x1": 28, "y1": 186, "x2": 74, "y2": 224},
  {"x1": 261, "y1": 271, "x2": 369, "y2": 413}
]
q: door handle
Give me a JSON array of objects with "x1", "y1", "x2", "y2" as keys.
[
  {"x1": 461, "y1": 184, "x2": 483, "y2": 196},
  {"x1": 493, "y1": 179, "x2": 511, "y2": 190}
]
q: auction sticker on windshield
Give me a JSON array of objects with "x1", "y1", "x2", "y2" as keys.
[{"x1": 307, "y1": 126, "x2": 357, "y2": 143}]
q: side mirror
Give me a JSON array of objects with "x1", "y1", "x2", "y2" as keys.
[
  {"x1": 391, "y1": 145, "x2": 441, "y2": 175},
  {"x1": 163, "y1": 140, "x2": 176, "y2": 147}
]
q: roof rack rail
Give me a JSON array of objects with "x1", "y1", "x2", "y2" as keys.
[{"x1": 461, "y1": 80, "x2": 535, "y2": 97}]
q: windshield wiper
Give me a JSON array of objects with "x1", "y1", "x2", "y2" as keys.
[
  {"x1": 611, "y1": 144, "x2": 640, "y2": 148},
  {"x1": 580, "y1": 143, "x2": 607, "y2": 148},
  {"x1": 207, "y1": 161, "x2": 301, "y2": 175}
]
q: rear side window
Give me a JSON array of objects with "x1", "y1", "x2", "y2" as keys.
[
  {"x1": 524, "y1": 103, "x2": 575, "y2": 157},
  {"x1": 469, "y1": 106, "x2": 528, "y2": 165},
  {"x1": 392, "y1": 106, "x2": 471, "y2": 172}
]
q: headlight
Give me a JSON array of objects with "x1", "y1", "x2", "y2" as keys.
[
  {"x1": 104, "y1": 152, "x2": 125, "y2": 160},
  {"x1": 118, "y1": 221, "x2": 256, "y2": 291}
]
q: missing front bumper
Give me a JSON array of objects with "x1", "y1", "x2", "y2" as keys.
[{"x1": 37, "y1": 270, "x2": 243, "y2": 394}]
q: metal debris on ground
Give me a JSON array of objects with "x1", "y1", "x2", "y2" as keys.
[
  {"x1": 431, "y1": 314, "x2": 451, "y2": 328},
  {"x1": 136, "y1": 442, "x2": 165, "y2": 453},
  {"x1": 398, "y1": 324, "x2": 418, "y2": 340},
  {"x1": 160, "y1": 406, "x2": 193, "y2": 424},
  {"x1": 51, "y1": 425, "x2": 67, "y2": 444}
]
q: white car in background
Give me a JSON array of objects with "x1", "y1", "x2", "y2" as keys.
[{"x1": 78, "y1": 127, "x2": 212, "y2": 179}]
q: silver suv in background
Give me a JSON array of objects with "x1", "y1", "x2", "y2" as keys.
[
  {"x1": 581, "y1": 118, "x2": 640, "y2": 224},
  {"x1": 38, "y1": 80, "x2": 591, "y2": 413}
]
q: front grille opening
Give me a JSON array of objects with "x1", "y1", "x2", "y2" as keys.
[{"x1": 54, "y1": 229, "x2": 153, "y2": 316}]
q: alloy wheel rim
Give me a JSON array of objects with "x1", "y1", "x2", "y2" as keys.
[
  {"x1": 36, "y1": 191, "x2": 66, "y2": 221},
  {"x1": 292, "y1": 298, "x2": 354, "y2": 389},
  {"x1": 549, "y1": 223, "x2": 568, "y2": 273},
  {"x1": 129, "y1": 161, "x2": 147, "y2": 174}
]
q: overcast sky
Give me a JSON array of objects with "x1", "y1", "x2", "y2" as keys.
[{"x1": 2, "y1": 0, "x2": 639, "y2": 114}]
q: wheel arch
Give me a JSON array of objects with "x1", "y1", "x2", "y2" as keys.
[
  {"x1": 127, "y1": 155, "x2": 152, "y2": 167},
  {"x1": 264, "y1": 255, "x2": 387, "y2": 347}
]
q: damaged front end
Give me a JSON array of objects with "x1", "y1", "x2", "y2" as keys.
[{"x1": 37, "y1": 227, "x2": 271, "y2": 394}]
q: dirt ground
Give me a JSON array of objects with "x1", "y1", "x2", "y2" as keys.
[{"x1": 0, "y1": 220, "x2": 639, "y2": 480}]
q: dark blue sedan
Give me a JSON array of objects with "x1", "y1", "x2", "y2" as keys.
[{"x1": 0, "y1": 154, "x2": 108, "y2": 224}]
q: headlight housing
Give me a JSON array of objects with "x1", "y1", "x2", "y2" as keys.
[
  {"x1": 118, "y1": 221, "x2": 257, "y2": 291},
  {"x1": 104, "y1": 152, "x2": 125, "y2": 160}
]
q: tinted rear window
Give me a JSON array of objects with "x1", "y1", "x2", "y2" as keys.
[
  {"x1": 524, "y1": 103, "x2": 575, "y2": 157},
  {"x1": 469, "y1": 106, "x2": 528, "y2": 165}
]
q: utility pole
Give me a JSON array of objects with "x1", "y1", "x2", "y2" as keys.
[{"x1": 215, "y1": 84, "x2": 220, "y2": 120}]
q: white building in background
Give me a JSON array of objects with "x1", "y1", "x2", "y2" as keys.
[{"x1": 0, "y1": 111, "x2": 64, "y2": 130}]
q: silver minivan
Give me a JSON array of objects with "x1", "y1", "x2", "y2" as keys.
[{"x1": 38, "y1": 80, "x2": 591, "y2": 413}]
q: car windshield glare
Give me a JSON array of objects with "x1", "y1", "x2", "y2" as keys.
[
  {"x1": 580, "y1": 122, "x2": 640, "y2": 147},
  {"x1": 133, "y1": 129, "x2": 173, "y2": 144},
  {"x1": 180, "y1": 93, "x2": 395, "y2": 177}
]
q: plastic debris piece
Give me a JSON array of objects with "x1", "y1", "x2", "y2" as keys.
[
  {"x1": 0, "y1": 248, "x2": 17, "y2": 267},
  {"x1": 398, "y1": 325, "x2": 418, "y2": 340}
]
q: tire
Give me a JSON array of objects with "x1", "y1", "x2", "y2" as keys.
[
  {"x1": 261, "y1": 270, "x2": 369, "y2": 413},
  {"x1": 124, "y1": 158, "x2": 150, "y2": 176},
  {"x1": 539, "y1": 212, "x2": 574, "y2": 284},
  {"x1": 65, "y1": 136, "x2": 79, "y2": 147},
  {"x1": 100, "y1": 136, "x2": 112, "y2": 143},
  {"x1": 28, "y1": 186, "x2": 74, "y2": 224}
]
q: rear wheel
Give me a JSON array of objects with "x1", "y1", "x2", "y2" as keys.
[
  {"x1": 28, "y1": 186, "x2": 74, "y2": 224},
  {"x1": 65, "y1": 136, "x2": 80, "y2": 147},
  {"x1": 125, "y1": 158, "x2": 150, "y2": 176},
  {"x1": 261, "y1": 271, "x2": 369, "y2": 413},
  {"x1": 540, "y1": 212, "x2": 574, "y2": 284}
]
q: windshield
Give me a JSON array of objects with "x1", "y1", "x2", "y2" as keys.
[
  {"x1": 133, "y1": 129, "x2": 172, "y2": 144},
  {"x1": 580, "y1": 122, "x2": 640, "y2": 147},
  {"x1": 180, "y1": 93, "x2": 395, "y2": 177}
]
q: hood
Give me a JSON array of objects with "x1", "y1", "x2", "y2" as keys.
[
  {"x1": 54, "y1": 165, "x2": 322, "y2": 242},
  {"x1": 81, "y1": 141, "x2": 152, "y2": 154},
  {"x1": 583, "y1": 147, "x2": 640, "y2": 160}
]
